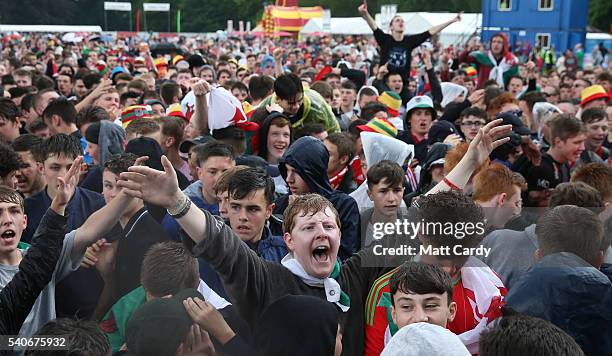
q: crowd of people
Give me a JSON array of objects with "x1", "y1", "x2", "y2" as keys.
[{"x1": 0, "y1": 2, "x2": 611, "y2": 355}]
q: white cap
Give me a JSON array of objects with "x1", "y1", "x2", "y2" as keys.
[{"x1": 405, "y1": 95, "x2": 434, "y2": 113}]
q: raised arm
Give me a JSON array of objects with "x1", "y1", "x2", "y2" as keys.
[
  {"x1": 358, "y1": 0, "x2": 378, "y2": 31},
  {"x1": 273, "y1": 48, "x2": 284, "y2": 77},
  {"x1": 426, "y1": 119, "x2": 512, "y2": 195},
  {"x1": 72, "y1": 157, "x2": 147, "y2": 260},
  {"x1": 190, "y1": 78, "x2": 211, "y2": 136},
  {"x1": 428, "y1": 13, "x2": 462, "y2": 36},
  {"x1": 118, "y1": 156, "x2": 207, "y2": 244},
  {"x1": 75, "y1": 78, "x2": 114, "y2": 112},
  {"x1": 0, "y1": 158, "x2": 75, "y2": 334}
]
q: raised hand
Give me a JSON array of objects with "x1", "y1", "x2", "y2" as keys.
[
  {"x1": 273, "y1": 47, "x2": 284, "y2": 62},
  {"x1": 117, "y1": 155, "x2": 181, "y2": 209},
  {"x1": 183, "y1": 297, "x2": 236, "y2": 345},
  {"x1": 190, "y1": 78, "x2": 211, "y2": 97},
  {"x1": 80, "y1": 238, "x2": 106, "y2": 268},
  {"x1": 454, "y1": 12, "x2": 463, "y2": 23},
  {"x1": 358, "y1": 0, "x2": 368, "y2": 15},
  {"x1": 176, "y1": 325, "x2": 216, "y2": 356},
  {"x1": 464, "y1": 119, "x2": 512, "y2": 167},
  {"x1": 89, "y1": 79, "x2": 113, "y2": 100},
  {"x1": 54, "y1": 156, "x2": 82, "y2": 207},
  {"x1": 467, "y1": 89, "x2": 485, "y2": 105},
  {"x1": 266, "y1": 103, "x2": 284, "y2": 113}
]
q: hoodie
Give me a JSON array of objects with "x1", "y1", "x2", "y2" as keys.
[
  {"x1": 459, "y1": 33, "x2": 519, "y2": 89},
  {"x1": 273, "y1": 136, "x2": 361, "y2": 260},
  {"x1": 350, "y1": 132, "x2": 413, "y2": 213},
  {"x1": 98, "y1": 121, "x2": 126, "y2": 166},
  {"x1": 256, "y1": 111, "x2": 294, "y2": 163}
]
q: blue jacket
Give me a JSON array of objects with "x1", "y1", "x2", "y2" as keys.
[
  {"x1": 246, "y1": 226, "x2": 288, "y2": 263},
  {"x1": 273, "y1": 136, "x2": 361, "y2": 260},
  {"x1": 507, "y1": 252, "x2": 612, "y2": 356}
]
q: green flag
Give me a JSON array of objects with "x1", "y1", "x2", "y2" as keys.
[{"x1": 177, "y1": 9, "x2": 181, "y2": 33}]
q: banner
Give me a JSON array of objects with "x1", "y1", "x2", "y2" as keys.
[
  {"x1": 143, "y1": 3, "x2": 170, "y2": 12},
  {"x1": 104, "y1": 2, "x2": 132, "y2": 11}
]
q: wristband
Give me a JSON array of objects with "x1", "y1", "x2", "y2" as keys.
[
  {"x1": 443, "y1": 177, "x2": 461, "y2": 191},
  {"x1": 167, "y1": 193, "x2": 192, "y2": 218}
]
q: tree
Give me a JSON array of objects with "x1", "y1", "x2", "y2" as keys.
[{"x1": 588, "y1": 0, "x2": 612, "y2": 33}]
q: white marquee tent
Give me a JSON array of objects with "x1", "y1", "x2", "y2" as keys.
[
  {"x1": 300, "y1": 17, "x2": 372, "y2": 36},
  {"x1": 301, "y1": 12, "x2": 481, "y2": 47}
]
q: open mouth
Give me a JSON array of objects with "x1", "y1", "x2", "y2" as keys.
[
  {"x1": 273, "y1": 144, "x2": 287, "y2": 151},
  {"x1": 1, "y1": 230, "x2": 16, "y2": 243},
  {"x1": 312, "y1": 245, "x2": 330, "y2": 263}
]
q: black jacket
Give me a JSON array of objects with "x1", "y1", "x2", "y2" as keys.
[
  {"x1": 0, "y1": 209, "x2": 66, "y2": 335},
  {"x1": 273, "y1": 136, "x2": 361, "y2": 260}
]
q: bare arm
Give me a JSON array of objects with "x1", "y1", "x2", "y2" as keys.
[
  {"x1": 426, "y1": 119, "x2": 512, "y2": 195},
  {"x1": 428, "y1": 13, "x2": 462, "y2": 36},
  {"x1": 72, "y1": 157, "x2": 148, "y2": 260},
  {"x1": 72, "y1": 191, "x2": 131, "y2": 261},
  {"x1": 273, "y1": 48, "x2": 284, "y2": 77},
  {"x1": 91, "y1": 240, "x2": 118, "y2": 321},
  {"x1": 358, "y1": 0, "x2": 378, "y2": 31},
  {"x1": 75, "y1": 78, "x2": 113, "y2": 112},
  {"x1": 190, "y1": 78, "x2": 211, "y2": 135}
]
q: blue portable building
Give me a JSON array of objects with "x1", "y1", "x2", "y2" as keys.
[{"x1": 481, "y1": 0, "x2": 590, "y2": 53}]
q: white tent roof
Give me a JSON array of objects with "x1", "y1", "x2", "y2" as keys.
[
  {"x1": 300, "y1": 17, "x2": 372, "y2": 35},
  {"x1": 0, "y1": 25, "x2": 103, "y2": 33},
  {"x1": 587, "y1": 32, "x2": 612, "y2": 40}
]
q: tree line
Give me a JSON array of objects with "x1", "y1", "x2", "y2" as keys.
[{"x1": 0, "y1": 0, "x2": 609, "y2": 34}]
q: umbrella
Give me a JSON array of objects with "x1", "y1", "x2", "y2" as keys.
[{"x1": 62, "y1": 32, "x2": 83, "y2": 43}]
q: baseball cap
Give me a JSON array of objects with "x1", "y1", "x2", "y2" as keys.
[
  {"x1": 405, "y1": 96, "x2": 437, "y2": 120},
  {"x1": 179, "y1": 135, "x2": 216, "y2": 159},
  {"x1": 497, "y1": 111, "x2": 531, "y2": 136},
  {"x1": 427, "y1": 120, "x2": 459, "y2": 146}
]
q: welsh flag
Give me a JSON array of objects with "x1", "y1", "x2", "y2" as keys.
[{"x1": 470, "y1": 50, "x2": 519, "y2": 87}]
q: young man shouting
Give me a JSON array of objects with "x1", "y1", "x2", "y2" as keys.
[{"x1": 117, "y1": 119, "x2": 512, "y2": 356}]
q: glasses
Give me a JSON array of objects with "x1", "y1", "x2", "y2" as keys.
[{"x1": 462, "y1": 121, "x2": 485, "y2": 127}]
